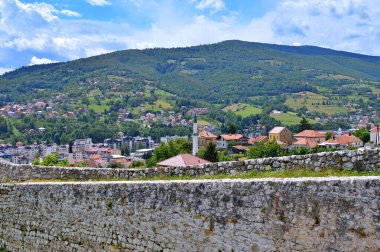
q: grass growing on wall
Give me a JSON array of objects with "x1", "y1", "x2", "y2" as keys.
[
  {"x1": 9, "y1": 169, "x2": 380, "y2": 184},
  {"x1": 134, "y1": 169, "x2": 380, "y2": 181}
]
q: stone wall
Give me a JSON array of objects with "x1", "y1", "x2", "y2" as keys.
[
  {"x1": 1, "y1": 148, "x2": 380, "y2": 182},
  {"x1": 0, "y1": 177, "x2": 379, "y2": 251}
]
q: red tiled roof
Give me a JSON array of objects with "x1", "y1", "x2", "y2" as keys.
[
  {"x1": 157, "y1": 154, "x2": 210, "y2": 167},
  {"x1": 90, "y1": 154, "x2": 101, "y2": 160},
  {"x1": 292, "y1": 138, "x2": 318, "y2": 148},
  {"x1": 220, "y1": 134, "x2": 244, "y2": 141},
  {"x1": 326, "y1": 135, "x2": 362, "y2": 145},
  {"x1": 232, "y1": 145, "x2": 248, "y2": 151},
  {"x1": 294, "y1": 130, "x2": 325, "y2": 138},
  {"x1": 269, "y1": 127, "x2": 287, "y2": 134},
  {"x1": 248, "y1": 136, "x2": 268, "y2": 144},
  {"x1": 199, "y1": 130, "x2": 217, "y2": 139},
  {"x1": 370, "y1": 127, "x2": 379, "y2": 132}
]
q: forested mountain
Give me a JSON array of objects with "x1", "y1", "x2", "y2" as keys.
[{"x1": 2, "y1": 40, "x2": 380, "y2": 104}]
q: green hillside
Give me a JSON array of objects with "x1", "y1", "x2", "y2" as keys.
[{"x1": 2, "y1": 40, "x2": 380, "y2": 104}]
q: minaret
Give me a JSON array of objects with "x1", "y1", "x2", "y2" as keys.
[{"x1": 192, "y1": 113, "x2": 199, "y2": 156}]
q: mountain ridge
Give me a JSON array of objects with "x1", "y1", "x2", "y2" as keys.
[{"x1": 2, "y1": 39, "x2": 380, "y2": 103}]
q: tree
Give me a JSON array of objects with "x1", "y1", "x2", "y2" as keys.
[
  {"x1": 325, "y1": 132, "x2": 333, "y2": 140},
  {"x1": 40, "y1": 153, "x2": 69, "y2": 167},
  {"x1": 146, "y1": 139, "x2": 192, "y2": 167},
  {"x1": 201, "y1": 142, "x2": 219, "y2": 162},
  {"x1": 54, "y1": 133, "x2": 61, "y2": 145},
  {"x1": 227, "y1": 123, "x2": 237, "y2": 134},
  {"x1": 0, "y1": 116, "x2": 9, "y2": 137},
  {"x1": 353, "y1": 127, "x2": 370, "y2": 143},
  {"x1": 298, "y1": 117, "x2": 312, "y2": 132},
  {"x1": 120, "y1": 145, "x2": 130, "y2": 156},
  {"x1": 107, "y1": 162, "x2": 124, "y2": 168},
  {"x1": 246, "y1": 141, "x2": 285, "y2": 159},
  {"x1": 288, "y1": 147, "x2": 313, "y2": 155}
]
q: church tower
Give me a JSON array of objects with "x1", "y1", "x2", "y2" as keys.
[{"x1": 192, "y1": 113, "x2": 199, "y2": 156}]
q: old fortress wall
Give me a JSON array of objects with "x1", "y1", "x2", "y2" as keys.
[
  {"x1": 0, "y1": 177, "x2": 379, "y2": 251},
  {"x1": 0, "y1": 149, "x2": 379, "y2": 251},
  {"x1": 1, "y1": 148, "x2": 380, "y2": 183}
]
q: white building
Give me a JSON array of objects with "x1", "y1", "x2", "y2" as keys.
[
  {"x1": 192, "y1": 113, "x2": 198, "y2": 156},
  {"x1": 42, "y1": 144, "x2": 57, "y2": 157},
  {"x1": 160, "y1": 135, "x2": 188, "y2": 144},
  {"x1": 370, "y1": 127, "x2": 380, "y2": 144},
  {"x1": 73, "y1": 138, "x2": 93, "y2": 152}
]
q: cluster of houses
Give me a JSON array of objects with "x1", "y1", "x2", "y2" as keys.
[
  {"x1": 197, "y1": 126, "x2": 367, "y2": 155},
  {"x1": 0, "y1": 136, "x2": 156, "y2": 167},
  {"x1": 147, "y1": 126, "x2": 370, "y2": 168},
  {"x1": 1, "y1": 123, "x2": 375, "y2": 168}
]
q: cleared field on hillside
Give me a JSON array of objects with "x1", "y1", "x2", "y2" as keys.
[
  {"x1": 284, "y1": 92, "x2": 347, "y2": 115},
  {"x1": 271, "y1": 112, "x2": 316, "y2": 126},
  {"x1": 223, "y1": 103, "x2": 262, "y2": 117},
  {"x1": 143, "y1": 99, "x2": 173, "y2": 112},
  {"x1": 155, "y1": 89, "x2": 175, "y2": 97},
  {"x1": 198, "y1": 118, "x2": 221, "y2": 126}
]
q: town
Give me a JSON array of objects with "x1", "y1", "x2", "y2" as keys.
[{"x1": 1, "y1": 113, "x2": 376, "y2": 168}]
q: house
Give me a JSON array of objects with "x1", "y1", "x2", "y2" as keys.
[
  {"x1": 157, "y1": 154, "x2": 210, "y2": 167},
  {"x1": 73, "y1": 138, "x2": 93, "y2": 152},
  {"x1": 198, "y1": 131, "x2": 217, "y2": 149},
  {"x1": 320, "y1": 135, "x2": 363, "y2": 150},
  {"x1": 269, "y1": 127, "x2": 293, "y2": 144},
  {"x1": 11, "y1": 154, "x2": 29, "y2": 164},
  {"x1": 232, "y1": 145, "x2": 249, "y2": 154},
  {"x1": 216, "y1": 134, "x2": 249, "y2": 149},
  {"x1": 123, "y1": 136, "x2": 155, "y2": 152},
  {"x1": 370, "y1": 127, "x2": 380, "y2": 144},
  {"x1": 294, "y1": 130, "x2": 325, "y2": 143},
  {"x1": 248, "y1": 136, "x2": 268, "y2": 145},
  {"x1": 289, "y1": 138, "x2": 318, "y2": 150},
  {"x1": 160, "y1": 135, "x2": 188, "y2": 144},
  {"x1": 270, "y1": 110, "x2": 282, "y2": 116}
]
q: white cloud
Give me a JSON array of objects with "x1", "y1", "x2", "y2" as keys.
[
  {"x1": 14, "y1": 0, "x2": 58, "y2": 22},
  {"x1": 61, "y1": 10, "x2": 81, "y2": 18},
  {"x1": 86, "y1": 0, "x2": 111, "y2": 6},
  {"x1": 193, "y1": 0, "x2": 225, "y2": 12},
  {"x1": 264, "y1": 0, "x2": 380, "y2": 55},
  {"x1": 29, "y1": 56, "x2": 57, "y2": 65},
  {"x1": 85, "y1": 48, "x2": 112, "y2": 57},
  {"x1": 0, "y1": 67, "x2": 14, "y2": 75}
]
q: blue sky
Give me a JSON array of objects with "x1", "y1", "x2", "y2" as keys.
[{"x1": 0, "y1": 0, "x2": 379, "y2": 74}]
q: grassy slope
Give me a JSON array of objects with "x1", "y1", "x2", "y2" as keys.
[
  {"x1": 271, "y1": 112, "x2": 316, "y2": 126},
  {"x1": 223, "y1": 103, "x2": 263, "y2": 117},
  {"x1": 284, "y1": 91, "x2": 348, "y2": 115}
]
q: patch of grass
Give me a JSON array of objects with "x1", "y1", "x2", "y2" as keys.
[
  {"x1": 155, "y1": 89, "x2": 174, "y2": 97},
  {"x1": 271, "y1": 112, "x2": 316, "y2": 126},
  {"x1": 143, "y1": 99, "x2": 172, "y2": 111},
  {"x1": 198, "y1": 118, "x2": 221, "y2": 126},
  {"x1": 345, "y1": 95, "x2": 370, "y2": 102},
  {"x1": 223, "y1": 103, "x2": 262, "y2": 117},
  {"x1": 133, "y1": 169, "x2": 380, "y2": 181},
  {"x1": 316, "y1": 74, "x2": 354, "y2": 80},
  {"x1": 284, "y1": 91, "x2": 348, "y2": 115},
  {"x1": 88, "y1": 103, "x2": 110, "y2": 113}
]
